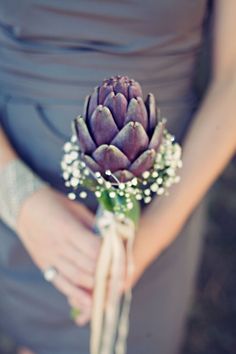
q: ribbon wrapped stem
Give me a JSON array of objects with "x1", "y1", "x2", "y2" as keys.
[{"x1": 90, "y1": 209, "x2": 135, "y2": 354}]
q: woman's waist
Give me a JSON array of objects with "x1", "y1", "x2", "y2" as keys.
[
  {"x1": 1, "y1": 92, "x2": 198, "y2": 166},
  {"x1": 0, "y1": 44, "x2": 200, "y2": 139},
  {"x1": 0, "y1": 37, "x2": 200, "y2": 104},
  {"x1": 1, "y1": 83, "x2": 199, "y2": 145},
  {"x1": 2, "y1": 72, "x2": 199, "y2": 103}
]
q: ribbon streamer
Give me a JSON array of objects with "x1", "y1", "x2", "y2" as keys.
[{"x1": 90, "y1": 210, "x2": 135, "y2": 354}]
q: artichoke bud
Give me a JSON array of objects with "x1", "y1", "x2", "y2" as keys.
[{"x1": 74, "y1": 75, "x2": 164, "y2": 182}]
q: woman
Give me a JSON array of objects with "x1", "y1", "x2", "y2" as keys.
[{"x1": 0, "y1": 1, "x2": 235, "y2": 353}]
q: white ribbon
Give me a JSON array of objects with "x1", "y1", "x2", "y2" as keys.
[{"x1": 90, "y1": 210, "x2": 136, "y2": 354}]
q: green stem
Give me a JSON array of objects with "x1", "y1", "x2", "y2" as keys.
[{"x1": 98, "y1": 190, "x2": 140, "y2": 227}]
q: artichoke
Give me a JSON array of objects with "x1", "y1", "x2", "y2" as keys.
[{"x1": 74, "y1": 75, "x2": 165, "y2": 182}]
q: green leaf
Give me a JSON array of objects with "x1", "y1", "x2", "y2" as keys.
[
  {"x1": 125, "y1": 195, "x2": 140, "y2": 226},
  {"x1": 98, "y1": 190, "x2": 114, "y2": 212}
]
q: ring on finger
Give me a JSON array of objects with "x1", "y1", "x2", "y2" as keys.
[{"x1": 43, "y1": 266, "x2": 58, "y2": 282}]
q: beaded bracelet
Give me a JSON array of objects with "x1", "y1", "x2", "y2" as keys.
[{"x1": 0, "y1": 159, "x2": 47, "y2": 230}]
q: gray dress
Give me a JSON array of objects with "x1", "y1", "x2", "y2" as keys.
[{"x1": 0, "y1": 1, "x2": 211, "y2": 353}]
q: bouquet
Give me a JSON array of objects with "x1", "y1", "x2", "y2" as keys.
[{"x1": 61, "y1": 75, "x2": 182, "y2": 354}]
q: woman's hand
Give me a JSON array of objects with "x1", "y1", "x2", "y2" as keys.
[{"x1": 16, "y1": 185, "x2": 101, "y2": 326}]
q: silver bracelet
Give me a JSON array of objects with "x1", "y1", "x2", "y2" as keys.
[{"x1": 0, "y1": 159, "x2": 47, "y2": 230}]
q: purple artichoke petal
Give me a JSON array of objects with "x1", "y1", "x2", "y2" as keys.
[
  {"x1": 114, "y1": 170, "x2": 134, "y2": 183},
  {"x1": 148, "y1": 120, "x2": 166, "y2": 151},
  {"x1": 73, "y1": 116, "x2": 96, "y2": 153},
  {"x1": 145, "y1": 93, "x2": 158, "y2": 134},
  {"x1": 90, "y1": 105, "x2": 119, "y2": 145},
  {"x1": 82, "y1": 155, "x2": 102, "y2": 173},
  {"x1": 113, "y1": 77, "x2": 128, "y2": 98},
  {"x1": 103, "y1": 76, "x2": 117, "y2": 86},
  {"x1": 103, "y1": 92, "x2": 127, "y2": 128},
  {"x1": 98, "y1": 83, "x2": 113, "y2": 105},
  {"x1": 83, "y1": 95, "x2": 90, "y2": 121},
  {"x1": 87, "y1": 87, "x2": 99, "y2": 119},
  {"x1": 128, "y1": 81, "x2": 143, "y2": 100},
  {"x1": 111, "y1": 121, "x2": 149, "y2": 161},
  {"x1": 129, "y1": 149, "x2": 156, "y2": 176},
  {"x1": 93, "y1": 144, "x2": 130, "y2": 173},
  {"x1": 124, "y1": 97, "x2": 148, "y2": 130}
]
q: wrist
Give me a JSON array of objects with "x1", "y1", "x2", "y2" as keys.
[
  {"x1": 130, "y1": 194, "x2": 188, "y2": 280},
  {"x1": 16, "y1": 184, "x2": 51, "y2": 235}
]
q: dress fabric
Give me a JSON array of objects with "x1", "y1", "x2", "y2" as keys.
[{"x1": 0, "y1": 0, "x2": 211, "y2": 353}]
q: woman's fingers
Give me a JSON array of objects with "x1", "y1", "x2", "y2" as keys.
[
  {"x1": 68, "y1": 296, "x2": 92, "y2": 313},
  {"x1": 62, "y1": 243, "x2": 96, "y2": 275},
  {"x1": 75, "y1": 308, "x2": 91, "y2": 326},
  {"x1": 68, "y1": 296, "x2": 92, "y2": 326},
  {"x1": 68, "y1": 221, "x2": 101, "y2": 262},
  {"x1": 66, "y1": 199, "x2": 96, "y2": 230},
  {"x1": 52, "y1": 272, "x2": 91, "y2": 307},
  {"x1": 52, "y1": 269, "x2": 92, "y2": 326},
  {"x1": 54, "y1": 255, "x2": 94, "y2": 289}
]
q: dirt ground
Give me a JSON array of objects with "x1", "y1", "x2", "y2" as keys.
[{"x1": 0, "y1": 158, "x2": 235, "y2": 354}]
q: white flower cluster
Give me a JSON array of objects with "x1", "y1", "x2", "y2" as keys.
[{"x1": 61, "y1": 130, "x2": 182, "y2": 214}]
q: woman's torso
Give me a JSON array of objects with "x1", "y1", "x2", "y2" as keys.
[
  {"x1": 0, "y1": 0, "x2": 210, "y2": 208},
  {"x1": 0, "y1": 2, "x2": 211, "y2": 352}
]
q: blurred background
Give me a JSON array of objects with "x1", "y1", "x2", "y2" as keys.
[{"x1": 182, "y1": 157, "x2": 236, "y2": 354}]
